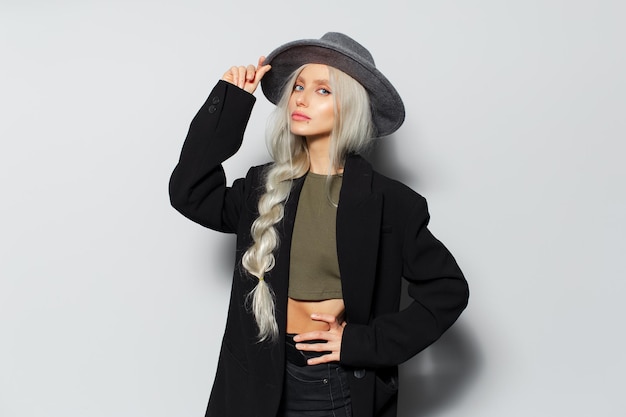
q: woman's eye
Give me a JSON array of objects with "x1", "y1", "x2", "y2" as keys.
[
  {"x1": 318, "y1": 88, "x2": 331, "y2": 95},
  {"x1": 294, "y1": 84, "x2": 304, "y2": 91}
]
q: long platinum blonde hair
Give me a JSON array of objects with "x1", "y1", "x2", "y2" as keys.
[{"x1": 242, "y1": 65, "x2": 375, "y2": 342}]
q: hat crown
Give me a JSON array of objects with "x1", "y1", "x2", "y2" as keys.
[{"x1": 320, "y1": 32, "x2": 375, "y2": 66}]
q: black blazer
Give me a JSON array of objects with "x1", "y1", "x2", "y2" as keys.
[{"x1": 169, "y1": 80, "x2": 469, "y2": 417}]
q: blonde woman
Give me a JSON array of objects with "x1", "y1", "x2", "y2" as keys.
[{"x1": 170, "y1": 32, "x2": 469, "y2": 417}]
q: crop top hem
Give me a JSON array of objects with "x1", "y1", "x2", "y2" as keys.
[{"x1": 287, "y1": 291, "x2": 344, "y2": 301}]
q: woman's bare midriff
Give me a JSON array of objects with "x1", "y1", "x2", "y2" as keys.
[{"x1": 287, "y1": 297, "x2": 346, "y2": 334}]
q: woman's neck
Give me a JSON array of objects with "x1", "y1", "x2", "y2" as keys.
[{"x1": 306, "y1": 135, "x2": 342, "y2": 175}]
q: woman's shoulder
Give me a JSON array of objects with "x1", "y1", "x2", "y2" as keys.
[
  {"x1": 344, "y1": 154, "x2": 428, "y2": 220},
  {"x1": 345, "y1": 154, "x2": 426, "y2": 202},
  {"x1": 365, "y1": 161, "x2": 423, "y2": 199},
  {"x1": 371, "y1": 169, "x2": 428, "y2": 215},
  {"x1": 247, "y1": 162, "x2": 272, "y2": 175},
  {"x1": 242, "y1": 162, "x2": 272, "y2": 188},
  {"x1": 371, "y1": 170, "x2": 420, "y2": 196}
]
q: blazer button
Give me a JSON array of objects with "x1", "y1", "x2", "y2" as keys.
[
  {"x1": 353, "y1": 369, "x2": 366, "y2": 379},
  {"x1": 208, "y1": 105, "x2": 217, "y2": 113},
  {"x1": 211, "y1": 96, "x2": 220, "y2": 104}
]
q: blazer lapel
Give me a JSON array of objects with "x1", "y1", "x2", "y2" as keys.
[{"x1": 337, "y1": 155, "x2": 383, "y2": 325}]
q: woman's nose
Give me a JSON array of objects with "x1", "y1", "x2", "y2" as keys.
[{"x1": 296, "y1": 92, "x2": 308, "y2": 106}]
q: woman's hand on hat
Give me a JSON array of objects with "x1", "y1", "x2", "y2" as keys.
[
  {"x1": 293, "y1": 313, "x2": 346, "y2": 365},
  {"x1": 222, "y1": 56, "x2": 271, "y2": 94}
]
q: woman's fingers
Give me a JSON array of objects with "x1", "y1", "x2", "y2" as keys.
[
  {"x1": 306, "y1": 351, "x2": 340, "y2": 365},
  {"x1": 243, "y1": 56, "x2": 271, "y2": 93},
  {"x1": 237, "y1": 66, "x2": 246, "y2": 88},
  {"x1": 252, "y1": 64, "x2": 271, "y2": 85},
  {"x1": 246, "y1": 64, "x2": 256, "y2": 82},
  {"x1": 255, "y1": 55, "x2": 272, "y2": 80},
  {"x1": 221, "y1": 65, "x2": 249, "y2": 88},
  {"x1": 295, "y1": 334, "x2": 342, "y2": 365},
  {"x1": 294, "y1": 313, "x2": 346, "y2": 364},
  {"x1": 222, "y1": 66, "x2": 240, "y2": 86},
  {"x1": 221, "y1": 56, "x2": 272, "y2": 94}
]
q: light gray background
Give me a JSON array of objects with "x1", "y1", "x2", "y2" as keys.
[{"x1": 1, "y1": 0, "x2": 625, "y2": 416}]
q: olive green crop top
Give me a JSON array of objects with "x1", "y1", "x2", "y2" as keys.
[{"x1": 288, "y1": 172, "x2": 343, "y2": 301}]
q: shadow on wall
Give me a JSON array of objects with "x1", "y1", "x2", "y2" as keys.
[
  {"x1": 368, "y1": 137, "x2": 481, "y2": 415},
  {"x1": 364, "y1": 132, "x2": 421, "y2": 187},
  {"x1": 399, "y1": 322, "x2": 480, "y2": 416}
]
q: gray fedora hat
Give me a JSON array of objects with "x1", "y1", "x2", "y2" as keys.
[{"x1": 261, "y1": 32, "x2": 405, "y2": 137}]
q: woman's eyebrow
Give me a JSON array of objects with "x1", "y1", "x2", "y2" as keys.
[{"x1": 295, "y1": 77, "x2": 330, "y2": 85}]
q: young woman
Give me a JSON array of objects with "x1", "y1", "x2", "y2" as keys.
[{"x1": 170, "y1": 32, "x2": 469, "y2": 417}]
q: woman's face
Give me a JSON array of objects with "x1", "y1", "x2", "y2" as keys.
[{"x1": 288, "y1": 64, "x2": 335, "y2": 143}]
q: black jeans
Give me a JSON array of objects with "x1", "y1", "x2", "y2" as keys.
[{"x1": 278, "y1": 335, "x2": 352, "y2": 417}]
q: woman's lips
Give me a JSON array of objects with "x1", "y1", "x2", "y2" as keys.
[{"x1": 291, "y1": 111, "x2": 310, "y2": 121}]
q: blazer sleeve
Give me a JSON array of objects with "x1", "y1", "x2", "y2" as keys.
[
  {"x1": 169, "y1": 80, "x2": 257, "y2": 232},
  {"x1": 341, "y1": 196, "x2": 469, "y2": 367}
]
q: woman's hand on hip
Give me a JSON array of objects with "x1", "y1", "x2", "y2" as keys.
[
  {"x1": 222, "y1": 56, "x2": 271, "y2": 94},
  {"x1": 293, "y1": 313, "x2": 347, "y2": 365}
]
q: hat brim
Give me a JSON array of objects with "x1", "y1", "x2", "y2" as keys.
[{"x1": 261, "y1": 39, "x2": 405, "y2": 137}]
